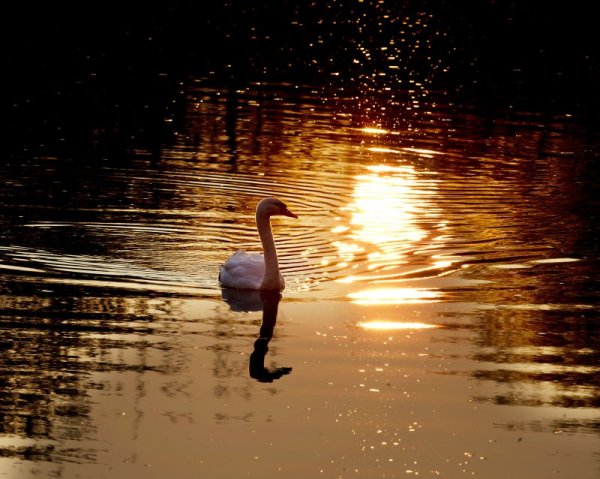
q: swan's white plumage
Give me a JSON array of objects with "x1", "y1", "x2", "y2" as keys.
[
  {"x1": 219, "y1": 251, "x2": 284, "y2": 290},
  {"x1": 218, "y1": 197, "x2": 297, "y2": 291}
]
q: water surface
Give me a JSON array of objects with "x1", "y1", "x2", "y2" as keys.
[{"x1": 1, "y1": 81, "x2": 599, "y2": 478}]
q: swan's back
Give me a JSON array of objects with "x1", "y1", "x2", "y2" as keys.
[{"x1": 219, "y1": 251, "x2": 267, "y2": 290}]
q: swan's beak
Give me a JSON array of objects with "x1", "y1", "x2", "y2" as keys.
[{"x1": 283, "y1": 208, "x2": 298, "y2": 219}]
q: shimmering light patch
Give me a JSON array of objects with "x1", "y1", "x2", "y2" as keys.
[
  {"x1": 350, "y1": 166, "x2": 429, "y2": 246},
  {"x1": 402, "y1": 147, "x2": 442, "y2": 157},
  {"x1": 358, "y1": 320, "x2": 439, "y2": 330},
  {"x1": 331, "y1": 161, "x2": 441, "y2": 285},
  {"x1": 338, "y1": 275, "x2": 357, "y2": 283},
  {"x1": 358, "y1": 127, "x2": 390, "y2": 135},
  {"x1": 0, "y1": 263, "x2": 46, "y2": 273},
  {"x1": 332, "y1": 241, "x2": 364, "y2": 262},
  {"x1": 491, "y1": 264, "x2": 531, "y2": 269},
  {"x1": 501, "y1": 303, "x2": 593, "y2": 312},
  {"x1": 365, "y1": 164, "x2": 420, "y2": 174},
  {"x1": 367, "y1": 147, "x2": 402, "y2": 154},
  {"x1": 348, "y1": 287, "x2": 442, "y2": 305},
  {"x1": 530, "y1": 257, "x2": 580, "y2": 264},
  {"x1": 432, "y1": 259, "x2": 453, "y2": 269}
]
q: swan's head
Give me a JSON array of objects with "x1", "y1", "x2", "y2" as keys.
[{"x1": 256, "y1": 197, "x2": 298, "y2": 219}]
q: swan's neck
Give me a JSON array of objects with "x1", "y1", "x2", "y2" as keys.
[{"x1": 256, "y1": 212, "x2": 281, "y2": 290}]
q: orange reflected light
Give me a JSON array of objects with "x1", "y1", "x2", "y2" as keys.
[
  {"x1": 359, "y1": 127, "x2": 390, "y2": 135},
  {"x1": 351, "y1": 167, "x2": 428, "y2": 245},
  {"x1": 365, "y1": 164, "x2": 416, "y2": 174},
  {"x1": 367, "y1": 146, "x2": 402, "y2": 154},
  {"x1": 401, "y1": 147, "x2": 442, "y2": 157},
  {"x1": 348, "y1": 287, "x2": 442, "y2": 305},
  {"x1": 332, "y1": 240, "x2": 364, "y2": 262},
  {"x1": 333, "y1": 162, "x2": 440, "y2": 284},
  {"x1": 358, "y1": 321, "x2": 439, "y2": 330}
]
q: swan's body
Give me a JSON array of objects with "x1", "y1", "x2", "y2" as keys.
[
  {"x1": 219, "y1": 251, "x2": 274, "y2": 291},
  {"x1": 219, "y1": 198, "x2": 298, "y2": 291}
]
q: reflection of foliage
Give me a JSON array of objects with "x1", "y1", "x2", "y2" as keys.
[
  {"x1": 0, "y1": 286, "x2": 175, "y2": 461},
  {"x1": 467, "y1": 306, "x2": 600, "y2": 437},
  {"x1": 420, "y1": 113, "x2": 600, "y2": 420},
  {"x1": 470, "y1": 304, "x2": 600, "y2": 413},
  {"x1": 0, "y1": 271, "x2": 278, "y2": 461}
]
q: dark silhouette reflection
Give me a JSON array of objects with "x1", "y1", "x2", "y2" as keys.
[
  {"x1": 250, "y1": 291, "x2": 293, "y2": 383},
  {"x1": 221, "y1": 289, "x2": 292, "y2": 383}
]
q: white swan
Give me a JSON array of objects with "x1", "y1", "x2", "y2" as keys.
[{"x1": 219, "y1": 197, "x2": 298, "y2": 291}]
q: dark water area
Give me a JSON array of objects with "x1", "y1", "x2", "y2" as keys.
[
  {"x1": 6, "y1": 1, "x2": 600, "y2": 109},
  {"x1": 3, "y1": 2, "x2": 600, "y2": 478}
]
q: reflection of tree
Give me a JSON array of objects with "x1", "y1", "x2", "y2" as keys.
[
  {"x1": 0, "y1": 283, "x2": 178, "y2": 461},
  {"x1": 0, "y1": 277, "x2": 294, "y2": 461},
  {"x1": 461, "y1": 294, "x2": 600, "y2": 423},
  {"x1": 417, "y1": 113, "x2": 600, "y2": 433},
  {"x1": 473, "y1": 311, "x2": 599, "y2": 393}
]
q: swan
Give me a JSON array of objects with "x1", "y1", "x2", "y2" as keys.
[{"x1": 219, "y1": 197, "x2": 298, "y2": 291}]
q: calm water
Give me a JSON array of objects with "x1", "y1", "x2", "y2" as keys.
[{"x1": 1, "y1": 80, "x2": 599, "y2": 478}]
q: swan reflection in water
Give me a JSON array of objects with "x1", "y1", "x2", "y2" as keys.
[{"x1": 221, "y1": 289, "x2": 293, "y2": 383}]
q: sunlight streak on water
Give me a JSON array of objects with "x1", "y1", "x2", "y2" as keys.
[
  {"x1": 348, "y1": 164, "x2": 437, "y2": 247},
  {"x1": 357, "y1": 127, "x2": 392, "y2": 135},
  {"x1": 348, "y1": 287, "x2": 442, "y2": 305},
  {"x1": 358, "y1": 320, "x2": 440, "y2": 330},
  {"x1": 331, "y1": 162, "x2": 443, "y2": 285}
]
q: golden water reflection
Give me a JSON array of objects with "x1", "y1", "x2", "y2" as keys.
[
  {"x1": 350, "y1": 164, "x2": 432, "y2": 246},
  {"x1": 2, "y1": 78, "x2": 600, "y2": 477},
  {"x1": 358, "y1": 320, "x2": 440, "y2": 330},
  {"x1": 357, "y1": 127, "x2": 392, "y2": 135},
  {"x1": 334, "y1": 159, "x2": 446, "y2": 301},
  {"x1": 348, "y1": 287, "x2": 442, "y2": 305}
]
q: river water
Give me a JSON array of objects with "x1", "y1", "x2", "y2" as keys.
[{"x1": 1, "y1": 80, "x2": 599, "y2": 478}]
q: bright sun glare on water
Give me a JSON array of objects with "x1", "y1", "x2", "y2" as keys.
[
  {"x1": 358, "y1": 127, "x2": 391, "y2": 135},
  {"x1": 346, "y1": 164, "x2": 430, "y2": 250},
  {"x1": 348, "y1": 287, "x2": 442, "y2": 305},
  {"x1": 358, "y1": 320, "x2": 440, "y2": 330},
  {"x1": 333, "y1": 161, "x2": 442, "y2": 286}
]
